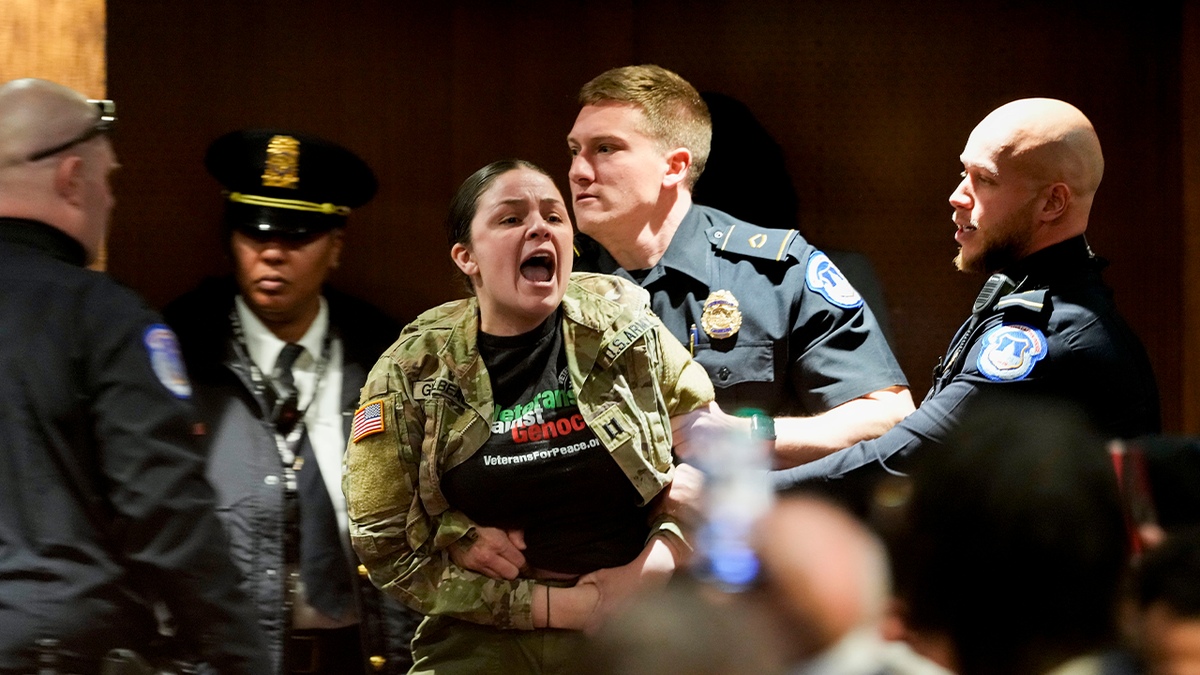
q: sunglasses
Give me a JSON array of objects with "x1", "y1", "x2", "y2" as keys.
[{"x1": 27, "y1": 99, "x2": 117, "y2": 162}]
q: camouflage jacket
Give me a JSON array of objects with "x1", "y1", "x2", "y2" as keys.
[{"x1": 343, "y1": 273, "x2": 714, "y2": 629}]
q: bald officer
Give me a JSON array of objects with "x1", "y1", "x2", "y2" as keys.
[
  {"x1": 0, "y1": 79, "x2": 268, "y2": 673},
  {"x1": 773, "y1": 98, "x2": 1161, "y2": 490}
]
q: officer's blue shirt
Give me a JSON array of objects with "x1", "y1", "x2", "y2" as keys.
[
  {"x1": 772, "y1": 235, "x2": 1162, "y2": 489},
  {"x1": 575, "y1": 204, "x2": 907, "y2": 417}
]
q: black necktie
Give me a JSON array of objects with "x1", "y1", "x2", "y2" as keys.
[
  {"x1": 270, "y1": 342, "x2": 305, "y2": 434},
  {"x1": 273, "y1": 342, "x2": 355, "y2": 619}
]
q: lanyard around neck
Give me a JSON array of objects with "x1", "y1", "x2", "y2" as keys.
[{"x1": 229, "y1": 306, "x2": 334, "y2": 442}]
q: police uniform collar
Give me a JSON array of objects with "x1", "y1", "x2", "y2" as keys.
[
  {"x1": 1001, "y1": 235, "x2": 1100, "y2": 287},
  {"x1": 641, "y1": 204, "x2": 713, "y2": 285},
  {"x1": 0, "y1": 217, "x2": 87, "y2": 267},
  {"x1": 575, "y1": 206, "x2": 711, "y2": 287},
  {"x1": 234, "y1": 294, "x2": 331, "y2": 376}
]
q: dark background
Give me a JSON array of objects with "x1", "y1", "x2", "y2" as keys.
[{"x1": 105, "y1": 1, "x2": 1191, "y2": 430}]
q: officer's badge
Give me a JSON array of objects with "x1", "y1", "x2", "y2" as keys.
[
  {"x1": 805, "y1": 252, "x2": 863, "y2": 309},
  {"x1": 701, "y1": 290, "x2": 742, "y2": 340},
  {"x1": 143, "y1": 324, "x2": 192, "y2": 399},
  {"x1": 261, "y1": 135, "x2": 301, "y2": 189},
  {"x1": 976, "y1": 323, "x2": 1048, "y2": 382}
]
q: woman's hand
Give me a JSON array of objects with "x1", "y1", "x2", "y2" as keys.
[
  {"x1": 448, "y1": 526, "x2": 527, "y2": 580},
  {"x1": 653, "y1": 462, "x2": 705, "y2": 528}
]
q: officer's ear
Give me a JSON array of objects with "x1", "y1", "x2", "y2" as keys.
[
  {"x1": 54, "y1": 155, "x2": 86, "y2": 206},
  {"x1": 662, "y1": 147, "x2": 692, "y2": 191},
  {"x1": 327, "y1": 228, "x2": 345, "y2": 270},
  {"x1": 1038, "y1": 182, "x2": 1071, "y2": 223}
]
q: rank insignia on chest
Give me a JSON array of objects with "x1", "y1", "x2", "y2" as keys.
[{"x1": 701, "y1": 290, "x2": 742, "y2": 340}]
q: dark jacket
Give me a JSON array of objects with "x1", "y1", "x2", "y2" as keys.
[
  {"x1": 773, "y1": 236, "x2": 1161, "y2": 491},
  {"x1": 165, "y1": 276, "x2": 419, "y2": 675},
  {"x1": 0, "y1": 220, "x2": 268, "y2": 675}
]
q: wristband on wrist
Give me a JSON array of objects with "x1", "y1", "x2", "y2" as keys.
[{"x1": 749, "y1": 412, "x2": 776, "y2": 441}]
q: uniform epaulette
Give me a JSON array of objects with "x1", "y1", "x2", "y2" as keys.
[
  {"x1": 995, "y1": 290, "x2": 1050, "y2": 321},
  {"x1": 705, "y1": 222, "x2": 802, "y2": 263}
]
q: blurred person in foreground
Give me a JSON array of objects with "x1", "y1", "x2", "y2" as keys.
[
  {"x1": 571, "y1": 578, "x2": 788, "y2": 675},
  {"x1": 165, "y1": 130, "x2": 418, "y2": 675},
  {"x1": 0, "y1": 78, "x2": 267, "y2": 673},
  {"x1": 774, "y1": 98, "x2": 1160, "y2": 494},
  {"x1": 887, "y1": 396, "x2": 1135, "y2": 675},
  {"x1": 755, "y1": 496, "x2": 950, "y2": 675},
  {"x1": 1132, "y1": 529, "x2": 1200, "y2": 675},
  {"x1": 344, "y1": 159, "x2": 716, "y2": 674}
]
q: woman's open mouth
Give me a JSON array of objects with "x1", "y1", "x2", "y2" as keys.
[{"x1": 520, "y1": 253, "x2": 555, "y2": 283}]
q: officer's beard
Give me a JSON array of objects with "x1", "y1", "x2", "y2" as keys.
[{"x1": 954, "y1": 200, "x2": 1040, "y2": 275}]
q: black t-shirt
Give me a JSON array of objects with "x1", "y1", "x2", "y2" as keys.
[{"x1": 440, "y1": 310, "x2": 649, "y2": 574}]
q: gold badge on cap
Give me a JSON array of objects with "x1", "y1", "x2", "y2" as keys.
[
  {"x1": 701, "y1": 290, "x2": 742, "y2": 340},
  {"x1": 261, "y1": 135, "x2": 300, "y2": 189}
]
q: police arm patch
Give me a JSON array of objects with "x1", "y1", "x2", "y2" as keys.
[
  {"x1": 351, "y1": 400, "x2": 386, "y2": 442},
  {"x1": 805, "y1": 252, "x2": 863, "y2": 308},
  {"x1": 143, "y1": 324, "x2": 192, "y2": 399},
  {"x1": 976, "y1": 323, "x2": 1048, "y2": 382}
]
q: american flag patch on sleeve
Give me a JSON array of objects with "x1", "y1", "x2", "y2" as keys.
[{"x1": 351, "y1": 400, "x2": 385, "y2": 443}]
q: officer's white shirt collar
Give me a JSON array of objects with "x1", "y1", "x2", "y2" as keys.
[{"x1": 234, "y1": 295, "x2": 330, "y2": 394}]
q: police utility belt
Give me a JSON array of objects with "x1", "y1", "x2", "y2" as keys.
[{"x1": 28, "y1": 639, "x2": 199, "y2": 675}]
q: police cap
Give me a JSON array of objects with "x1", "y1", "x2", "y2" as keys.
[{"x1": 205, "y1": 129, "x2": 377, "y2": 238}]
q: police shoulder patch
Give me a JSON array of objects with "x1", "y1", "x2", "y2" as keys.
[
  {"x1": 805, "y1": 252, "x2": 863, "y2": 309},
  {"x1": 976, "y1": 323, "x2": 1048, "y2": 382},
  {"x1": 143, "y1": 324, "x2": 192, "y2": 399}
]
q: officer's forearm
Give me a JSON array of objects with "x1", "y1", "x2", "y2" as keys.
[{"x1": 772, "y1": 386, "x2": 914, "y2": 469}]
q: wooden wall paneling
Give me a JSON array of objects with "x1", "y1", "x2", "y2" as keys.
[
  {"x1": 0, "y1": 0, "x2": 106, "y2": 94},
  {"x1": 107, "y1": 1, "x2": 458, "y2": 323},
  {"x1": 627, "y1": 0, "x2": 1183, "y2": 424},
  {"x1": 105, "y1": 0, "x2": 1185, "y2": 429},
  {"x1": 3, "y1": 0, "x2": 106, "y2": 266},
  {"x1": 447, "y1": 1, "x2": 635, "y2": 189},
  {"x1": 1183, "y1": 0, "x2": 1200, "y2": 433}
]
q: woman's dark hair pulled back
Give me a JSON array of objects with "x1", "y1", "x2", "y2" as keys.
[{"x1": 446, "y1": 159, "x2": 553, "y2": 247}]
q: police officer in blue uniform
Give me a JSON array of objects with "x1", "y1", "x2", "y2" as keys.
[
  {"x1": 568, "y1": 65, "x2": 913, "y2": 466},
  {"x1": 0, "y1": 79, "x2": 269, "y2": 674},
  {"x1": 772, "y1": 98, "x2": 1161, "y2": 491}
]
